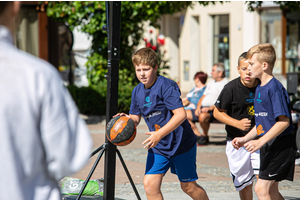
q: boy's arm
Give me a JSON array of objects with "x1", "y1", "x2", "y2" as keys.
[
  {"x1": 129, "y1": 114, "x2": 141, "y2": 127},
  {"x1": 244, "y1": 115, "x2": 290, "y2": 153},
  {"x1": 142, "y1": 107, "x2": 186, "y2": 149},
  {"x1": 213, "y1": 107, "x2": 251, "y2": 131}
]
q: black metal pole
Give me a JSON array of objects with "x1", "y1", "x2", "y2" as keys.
[
  {"x1": 66, "y1": 24, "x2": 74, "y2": 85},
  {"x1": 103, "y1": 1, "x2": 121, "y2": 200}
]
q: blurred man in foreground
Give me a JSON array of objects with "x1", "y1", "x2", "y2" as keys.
[{"x1": 0, "y1": 2, "x2": 92, "y2": 200}]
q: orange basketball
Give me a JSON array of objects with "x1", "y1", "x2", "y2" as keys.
[{"x1": 106, "y1": 116, "x2": 136, "y2": 146}]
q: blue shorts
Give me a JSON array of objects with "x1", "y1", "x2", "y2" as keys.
[{"x1": 145, "y1": 144, "x2": 198, "y2": 182}]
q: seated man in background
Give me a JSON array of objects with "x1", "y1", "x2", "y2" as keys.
[
  {"x1": 182, "y1": 71, "x2": 208, "y2": 138},
  {"x1": 194, "y1": 63, "x2": 228, "y2": 145}
]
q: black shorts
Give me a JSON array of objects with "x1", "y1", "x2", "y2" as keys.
[
  {"x1": 190, "y1": 109, "x2": 198, "y2": 122},
  {"x1": 190, "y1": 107, "x2": 216, "y2": 123},
  {"x1": 259, "y1": 133, "x2": 297, "y2": 182}
]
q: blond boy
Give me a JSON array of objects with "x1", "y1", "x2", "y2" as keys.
[{"x1": 232, "y1": 44, "x2": 296, "y2": 200}]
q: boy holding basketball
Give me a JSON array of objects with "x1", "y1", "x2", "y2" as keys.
[
  {"x1": 213, "y1": 52, "x2": 260, "y2": 200},
  {"x1": 114, "y1": 47, "x2": 209, "y2": 200},
  {"x1": 232, "y1": 43, "x2": 296, "y2": 200}
]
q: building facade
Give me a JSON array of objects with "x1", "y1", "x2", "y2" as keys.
[
  {"x1": 17, "y1": 2, "x2": 80, "y2": 86},
  {"x1": 158, "y1": 1, "x2": 300, "y2": 95},
  {"x1": 15, "y1": 2, "x2": 300, "y2": 97}
]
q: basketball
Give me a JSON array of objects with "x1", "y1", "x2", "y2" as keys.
[{"x1": 106, "y1": 116, "x2": 136, "y2": 146}]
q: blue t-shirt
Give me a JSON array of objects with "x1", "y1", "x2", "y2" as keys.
[
  {"x1": 254, "y1": 77, "x2": 293, "y2": 137},
  {"x1": 129, "y1": 75, "x2": 196, "y2": 158},
  {"x1": 188, "y1": 86, "x2": 206, "y2": 105},
  {"x1": 184, "y1": 86, "x2": 206, "y2": 110}
]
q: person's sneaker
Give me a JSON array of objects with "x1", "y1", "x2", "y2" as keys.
[
  {"x1": 197, "y1": 136, "x2": 209, "y2": 145},
  {"x1": 196, "y1": 136, "x2": 202, "y2": 142}
]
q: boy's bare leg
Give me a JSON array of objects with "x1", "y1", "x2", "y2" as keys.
[
  {"x1": 269, "y1": 182, "x2": 284, "y2": 200},
  {"x1": 199, "y1": 113, "x2": 211, "y2": 137},
  {"x1": 180, "y1": 181, "x2": 209, "y2": 200},
  {"x1": 254, "y1": 179, "x2": 282, "y2": 200},
  {"x1": 143, "y1": 174, "x2": 164, "y2": 200},
  {"x1": 186, "y1": 110, "x2": 202, "y2": 136},
  {"x1": 239, "y1": 183, "x2": 253, "y2": 200}
]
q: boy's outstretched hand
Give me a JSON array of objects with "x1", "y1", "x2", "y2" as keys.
[
  {"x1": 142, "y1": 131, "x2": 162, "y2": 149},
  {"x1": 244, "y1": 140, "x2": 263, "y2": 153},
  {"x1": 232, "y1": 137, "x2": 247, "y2": 150}
]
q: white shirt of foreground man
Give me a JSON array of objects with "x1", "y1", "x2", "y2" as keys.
[{"x1": 0, "y1": 2, "x2": 92, "y2": 200}]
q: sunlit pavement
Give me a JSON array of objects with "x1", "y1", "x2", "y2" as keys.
[{"x1": 68, "y1": 116, "x2": 300, "y2": 200}]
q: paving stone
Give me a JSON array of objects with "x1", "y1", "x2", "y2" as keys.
[{"x1": 68, "y1": 116, "x2": 300, "y2": 199}]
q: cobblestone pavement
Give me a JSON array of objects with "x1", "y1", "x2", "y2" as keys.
[{"x1": 69, "y1": 116, "x2": 300, "y2": 200}]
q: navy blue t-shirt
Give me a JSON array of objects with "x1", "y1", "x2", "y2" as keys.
[
  {"x1": 254, "y1": 77, "x2": 293, "y2": 137},
  {"x1": 129, "y1": 75, "x2": 196, "y2": 158}
]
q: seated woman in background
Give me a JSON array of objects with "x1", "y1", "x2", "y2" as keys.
[{"x1": 182, "y1": 71, "x2": 208, "y2": 137}]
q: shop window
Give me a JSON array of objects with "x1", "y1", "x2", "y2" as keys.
[
  {"x1": 286, "y1": 12, "x2": 300, "y2": 73},
  {"x1": 212, "y1": 15, "x2": 230, "y2": 77},
  {"x1": 16, "y1": 6, "x2": 38, "y2": 57},
  {"x1": 260, "y1": 9, "x2": 282, "y2": 74},
  {"x1": 56, "y1": 23, "x2": 75, "y2": 84},
  {"x1": 184, "y1": 61, "x2": 189, "y2": 81}
]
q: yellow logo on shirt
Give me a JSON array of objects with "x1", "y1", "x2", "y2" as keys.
[
  {"x1": 247, "y1": 105, "x2": 254, "y2": 115},
  {"x1": 247, "y1": 105, "x2": 255, "y2": 116}
]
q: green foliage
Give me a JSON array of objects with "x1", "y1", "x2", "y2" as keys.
[
  {"x1": 48, "y1": 1, "x2": 300, "y2": 115},
  {"x1": 46, "y1": 1, "x2": 196, "y2": 86},
  {"x1": 47, "y1": 1, "x2": 269, "y2": 115},
  {"x1": 46, "y1": 1, "x2": 299, "y2": 115},
  {"x1": 117, "y1": 68, "x2": 136, "y2": 113},
  {"x1": 67, "y1": 84, "x2": 106, "y2": 115},
  {"x1": 45, "y1": 1, "x2": 199, "y2": 114},
  {"x1": 45, "y1": 1, "x2": 299, "y2": 84},
  {"x1": 67, "y1": 73, "x2": 135, "y2": 115}
]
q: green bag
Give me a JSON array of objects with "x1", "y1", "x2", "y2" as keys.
[{"x1": 59, "y1": 177, "x2": 103, "y2": 196}]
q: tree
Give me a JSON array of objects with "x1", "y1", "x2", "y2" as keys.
[
  {"x1": 46, "y1": 1, "x2": 199, "y2": 86},
  {"x1": 44, "y1": 1, "x2": 299, "y2": 114},
  {"x1": 45, "y1": 1, "x2": 300, "y2": 86},
  {"x1": 45, "y1": 1, "x2": 215, "y2": 113}
]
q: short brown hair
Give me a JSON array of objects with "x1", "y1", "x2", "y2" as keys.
[
  {"x1": 194, "y1": 71, "x2": 208, "y2": 85},
  {"x1": 238, "y1": 52, "x2": 247, "y2": 66},
  {"x1": 247, "y1": 43, "x2": 276, "y2": 69},
  {"x1": 132, "y1": 48, "x2": 158, "y2": 68},
  {"x1": 0, "y1": 2, "x2": 11, "y2": 15}
]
